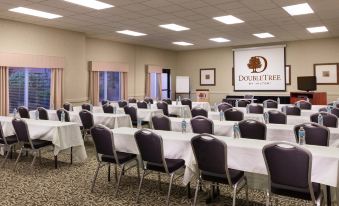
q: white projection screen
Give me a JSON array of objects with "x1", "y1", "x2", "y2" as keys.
[{"x1": 233, "y1": 45, "x2": 286, "y2": 91}]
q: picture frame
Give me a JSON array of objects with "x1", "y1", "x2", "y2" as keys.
[
  {"x1": 286, "y1": 65, "x2": 291, "y2": 85},
  {"x1": 200, "y1": 68, "x2": 216, "y2": 86},
  {"x1": 313, "y1": 63, "x2": 339, "y2": 85}
]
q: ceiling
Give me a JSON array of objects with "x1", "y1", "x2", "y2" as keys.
[{"x1": 0, "y1": 0, "x2": 339, "y2": 51}]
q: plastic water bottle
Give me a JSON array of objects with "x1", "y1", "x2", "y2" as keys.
[
  {"x1": 318, "y1": 113, "x2": 323, "y2": 126},
  {"x1": 147, "y1": 102, "x2": 151, "y2": 109},
  {"x1": 327, "y1": 106, "x2": 332, "y2": 113},
  {"x1": 277, "y1": 97, "x2": 280, "y2": 105},
  {"x1": 214, "y1": 103, "x2": 218, "y2": 112},
  {"x1": 264, "y1": 112, "x2": 269, "y2": 124},
  {"x1": 235, "y1": 100, "x2": 239, "y2": 107},
  {"x1": 113, "y1": 106, "x2": 116, "y2": 114},
  {"x1": 176, "y1": 98, "x2": 178, "y2": 105},
  {"x1": 333, "y1": 101, "x2": 337, "y2": 108},
  {"x1": 35, "y1": 110, "x2": 39, "y2": 120},
  {"x1": 233, "y1": 123, "x2": 240, "y2": 139},
  {"x1": 306, "y1": 98, "x2": 310, "y2": 102},
  {"x1": 297, "y1": 101, "x2": 301, "y2": 108},
  {"x1": 61, "y1": 110, "x2": 65, "y2": 122},
  {"x1": 181, "y1": 118, "x2": 187, "y2": 133},
  {"x1": 282, "y1": 106, "x2": 286, "y2": 114},
  {"x1": 50, "y1": 102, "x2": 54, "y2": 110},
  {"x1": 263, "y1": 101, "x2": 267, "y2": 108},
  {"x1": 219, "y1": 111, "x2": 224, "y2": 121},
  {"x1": 90, "y1": 104, "x2": 93, "y2": 112},
  {"x1": 246, "y1": 104, "x2": 249, "y2": 113},
  {"x1": 298, "y1": 127, "x2": 305, "y2": 145},
  {"x1": 178, "y1": 96, "x2": 181, "y2": 102},
  {"x1": 137, "y1": 118, "x2": 142, "y2": 129}
]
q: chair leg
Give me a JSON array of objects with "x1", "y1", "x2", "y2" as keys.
[
  {"x1": 187, "y1": 182, "x2": 191, "y2": 199},
  {"x1": 54, "y1": 155, "x2": 58, "y2": 169},
  {"x1": 14, "y1": 148, "x2": 23, "y2": 171},
  {"x1": 266, "y1": 189, "x2": 271, "y2": 206},
  {"x1": 166, "y1": 173, "x2": 175, "y2": 206},
  {"x1": 114, "y1": 164, "x2": 125, "y2": 197},
  {"x1": 91, "y1": 162, "x2": 101, "y2": 192},
  {"x1": 232, "y1": 183, "x2": 238, "y2": 206},
  {"x1": 245, "y1": 177, "x2": 249, "y2": 206},
  {"x1": 158, "y1": 172, "x2": 161, "y2": 191},
  {"x1": 39, "y1": 150, "x2": 42, "y2": 164},
  {"x1": 136, "y1": 170, "x2": 146, "y2": 203},
  {"x1": 114, "y1": 164, "x2": 118, "y2": 181},
  {"x1": 136, "y1": 159, "x2": 140, "y2": 180},
  {"x1": 108, "y1": 164, "x2": 111, "y2": 182},
  {"x1": 193, "y1": 179, "x2": 200, "y2": 206},
  {"x1": 70, "y1": 147, "x2": 73, "y2": 164},
  {"x1": 1, "y1": 145, "x2": 11, "y2": 168},
  {"x1": 31, "y1": 152, "x2": 37, "y2": 170}
]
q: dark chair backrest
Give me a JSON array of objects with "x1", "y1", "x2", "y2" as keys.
[
  {"x1": 63, "y1": 102, "x2": 73, "y2": 111},
  {"x1": 318, "y1": 107, "x2": 327, "y2": 112},
  {"x1": 190, "y1": 116, "x2": 214, "y2": 134},
  {"x1": 118, "y1": 100, "x2": 128, "y2": 108},
  {"x1": 294, "y1": 123, "x2": 330, "y2": 146},
  {"x1": 124, "y1": 106, "x2": 137, "y2": 122},
  {"x1": 162, "y1": 99, "x2": 172, "y2": 105},
  {"x1": 217, "y1": 103, "x2": 233, "y2": 112},
  {"x1": 82, "y1": 103, "x2": 92, "y2": 111},
  {"x1": 263, "y1": 142, "x2": 314, "y2": 201},
  {"x1": 12, "y1": 118, "x2": 30, "y2": 143},
  {"x1": 191, "y1": 134, "x2": 229, "y2": 177},
  {"x1": 239, "y1": 119, "x2": 267, "y2": 140},
  {"x1": 282, "y1": 106, "x2": 301, "y2": 116},
  {"x1": 263, "y1": 99, "x2": 278, "y2": 108},
  {"x1": 79, "y1": 110, "x2": 94, "y2": 130},
  {"x1": 244, "y1": 94, "x2": 254, "y2": 99},
  {"x1": 310, "y1": 112, "x2": 338, "y2": 128},
  {"x1": 128, "y1": 98, "x2": 137, "y2": 103},
  {"x1": 237, "y1": 99, "x2": 251, "y2": 107},
  {"x1": 181, "y1": 98, "x2": 192, "y2": 110},
  {"x1": 18, "y1": 106, "x2": 30, "y2": 118},
  {"x1": 91, "y1": 125, "x2": 118, "y2": 162},
  {"x1": 331, "y1": 108, "x2": 339, "y2": 118},
  {"x1": 101, "y1": 100, "x2": 109, "y2": 105},
  {"x1": 37, "y1": 107, "x2": 49, "y2": 120},
  {"x1": 268, "y1": 110, "x2": 287, "y2": 124},
  {"x1": 144, "y1": 97, "x2": 153, "y2": 104},
  {"x1": 156, "y1": 101, "x2": 169, "y2": 116},
  {"x1": 152, "y1": 114, "x2": 171, "y2": 131},
  {"x1": 295, "y1": 100, "x2": 312, "y2": 110},
  {"x1": 103, "y1": 104, "x2": 114, "y2": 113},
  {"x1": 224, "y1": 108, "x2": 244, "y2": 121},
  {"x1": 191, "y1": 107, "x2": 208, "y2": 118},
  {"x1": 56, "y1": 108, "x2": 70, "y2": 122},
  {"x1": 248, "y1": 104, "x2": 264, "y2": 114},
  {"x1": 137, "y1": 101, "x2": 147, "y2": 109}
]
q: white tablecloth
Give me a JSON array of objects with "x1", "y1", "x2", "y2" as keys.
[
  {"x1": 112, "y1": 127, "x2": 339, "y2": 187},
  {"x1": 151, "y1": 104, "x2": 191, "y2": 118},
  {"x1": 172, "y1": 101, "x2": 211, "y2": 111},
  {"x1": 0, "y1": 116, "x2": 87, "y2": 162},
  {"x1": 235, "y1": 107, "x2": 318, "y2": 117}
]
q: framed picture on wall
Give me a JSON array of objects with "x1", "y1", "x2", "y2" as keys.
[
  {"x1": 200, "y1": 68, "x2": 216, "y2": 86},
  {"x1": 285, "y1": 65, "x2": 291, "y2": 85},
  {"x1": 314, "y1": 63, "x2": 339, "y2": 85}
]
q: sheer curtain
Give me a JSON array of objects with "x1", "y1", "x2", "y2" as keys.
[
  {"x1": 89, "y1": 71, "x2": 100, "y2": 106},
  {"x1": 0, "y1": 66, "x2": 9, "y2": 115},
  {"x1": 121, "y1": 72, "x2": 128, "y2": 100},
  {"x1": 146, "y1": 65, "x2": 163, "y2": 99},
  {"x1": 50, "y1": 68, "x2": 63, "y2": 109}
]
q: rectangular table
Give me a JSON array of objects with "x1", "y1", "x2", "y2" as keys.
[
  {"x1": 0, "y1": 116, "x2": 87, "y2": 163},
  {"x1": 235, "y1": 107, "x2": 318, "y2": 117}
]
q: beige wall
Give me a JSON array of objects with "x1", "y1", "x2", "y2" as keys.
[{"x1": 176, "y1": 37, "x2": 339, "y2": 104}]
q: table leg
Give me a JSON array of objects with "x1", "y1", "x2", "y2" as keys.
[{"x1": 326, "y1": 185, "x2": 331, "y2": 206}]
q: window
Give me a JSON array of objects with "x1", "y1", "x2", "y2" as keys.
[
  {"x1": 99, "y1": 71, "x2": 121, "y2": 101},
  {"x1": 9, "y1": 67, "x2": 51, "y2": 111},
  {"x1": 150, "y1": 70, "x2": 171, "y2": 100}
]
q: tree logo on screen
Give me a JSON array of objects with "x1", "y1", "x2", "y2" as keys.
[{"x1": 247, "y1": 56, "x2": 267, "y2": 73}]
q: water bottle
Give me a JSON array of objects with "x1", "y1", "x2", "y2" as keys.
[
  {"x1": 318, "y1": 113, "x2": 323, "y2": 126},
  {"x1": 282, "y1": 106, "x2": 286, "y2": 114},
  {"x1": 233, "y1": 123, "x2": 240, "y2": 139},
  {"x1": 298, "y1": 127, "x2": 305, "y2": 145},
  {"x1": 113, "y1": 106, "x2": 116, "y2": 114},
  {"x1": 13, "y1": 108, "x2": 17, "y2": 119},
  {"x1": 235, "y1": 100, "x2": 239, "y2": 107},
  {"x1": 263, "y1": 101, "x2": 267, "y2": 108},
  {"x1": 50, "y1": 102, "x2": 54, "y2": 110},
  {"x1": 214, "y1": 103, "x2": 218, "y2": 112},
  {"x1": 297, "y1": 101, "x2": 300, "y2": 108},
  {"x1": 181, "y1": 118, "x2": 187, "y2": 133},
  {"x1": 219, "y1": 111, "x2": 224, "y2": 121},
  {"x1": 264, "y1": 112, "x2": 269, "y2": 124},
  {"x1": 327, "y1": 105, "x2": 332, "y2": 113},
  {"x1": 61, "y1": 110, "x2": 65, "y2": 122},
  {"x1": 333, "y1": 101, "x2": 337, "y2": 108},
  {"x1": 178, "y1": 96, "x2": 181, "y2": 102},
  {"x1": 147, "y1": 102, "x2": 151, "y2": 109},
  {"x1": 137, "y1": 118, "x2": 142, "y2": 129},
  {"x1": 277, "y1": 97, "x2": 280, "y2": 105},
  {"x1": 90, "y1": 104, "x2": 93, "y2": 112},
  {"x1": 35, "y1": 110, "x2": 39, "y2": 120},
  {"x1": 246, "y1": 104, "x2": 249, "y2": 113},
  {"x1": 306, "y1": 98, "x2": 310, "y2": 102},
  {"x1": 176, "y1": 98, "x2": 178, "y2": 105}
]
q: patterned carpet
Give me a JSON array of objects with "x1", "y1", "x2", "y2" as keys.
[{"x1": 0, "y1": 142, "x2": 315, "y2": 205}]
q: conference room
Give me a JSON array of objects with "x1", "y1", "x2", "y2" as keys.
[{"x1": 1, "y1": 0, "x2": 339, "y2": 205}]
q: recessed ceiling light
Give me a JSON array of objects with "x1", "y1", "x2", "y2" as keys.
[
  {"x1": 9, "y1": 7, "x2": 62, "y2": 19},
  {"x1": 172, "y1": 42, "x2": 194, "y2": 46},
  {"x1": 283, "y1": 3, "x2": 314, "y2": 16},
  {"x1": 307, "y1": 26, "x2": 328, "y2": 33},
  {"x1": 64, "y1": 0, "x2": 114, "y2": 10},
  {"x1": 213, "y1": 15, "x2": 244, "y2": 25},
  {"x1": 253, "y1": 33, "x2": 275, "y2": 38},
  {"x1": 209, "y1": 37, "x2": 230, "y2": 43},
  {"x1": 159, "y1": 24, "x2": 190, "y2": 31},
  {"x1": 116, "y1": 30, "x2": 147, "y2": 36}
]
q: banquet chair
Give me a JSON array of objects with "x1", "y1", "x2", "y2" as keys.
[
  {"x1": 191, "y1": 116, "x2": 214, "y2": 134},
  {"x1": 137, "y1": 101, "x2": 148, "y2": 109},
  {"x1": 144, "y1": 97, "x2": 153, "y2": 104},
  {"x1": 18, "y1": 106, "x2": 30, "y2": 118},
  {"x1": 237, "y1": 100, "x2": 251, "y2": 107},
  {"x1": 224, "y1": 108, "x2": 244, "y2": 121},
  {"x1": 128, "y1": 98, "x2": 137, "y2": 103},
  {"x1": 294, "y1": 123, "x2": 329, "y2": 146},
  {"x1": 239, "y1": 119, "x2": 267, "y2": 140},
  {"x1": 191, "y1": 134, "x2": 248, "y2": 206},
  {"x1": 263, "y1": 99, "x2": 278, "y2": 108},
  {"x1": 244, "y1": 94, "x2": 254, "y2": 99},
  {"x1": 191, "y1": 107, "x2": 208, "y2": 118},
  {"x1": 151, "y1": 114, "x2": 171, "y2": 131},
  {"x1": 63, "y1": 102, "x2": 73, "y2": 111},
  {"x1": 267, "y1": 110, "x2": 287, "y2": 124},
  {"x1": 37, "y1": 107, "x2": 49, "y2": 120},
  {"x1": 103, "y1": 104, "x2": 114, "y2": 114},
  {"x1": 217, "y1": 103, "x2": 233, "y2": 112},
  {"x1": 248, "y1": 104, "x2": 264, "y2": 114},
  {"x1": 124, "y1": 106, "x2": 147, "y2": 127},
  {"x1": 118, "y1": 100, "x2": 128, "y2": 108},
  {"x1": 12, "y1": 118, "x2": 54, "y2": 170},
  {"x1": 331, "y1": 108, "x2": 339, "y2": 118},
  {"x1": 79, "y1": 110, "x2": 94, "y2": 139},
  {"x1": 56, "y1": 108, "x2": 70, "y2": 122},
  {"x1": 318, "y1": 107, "x2": 327, "y2": 112},
  {"x1": 162, "y1": 99, "x2": 172, "y2": 105},
  {"x1": 262, "y1": 142, "x2": 323, "y2": 206},
  {"x1": 82, "y1": 103, "x2": 92, "y2": 111},
  {"x1": 295, "y1": 100, "x2": 312, "y2": 110},
  {"x1": 0, "y1": 122, "x2": 18, "y2": 168},
  {"x1": 157, "y1": 101, "x2": 177, "y2": 117},
  {"x1": 101, "y1": 100, "x2": 109, "y2": 105},
  {"x1": 310, "y1": 112, "x2": 338, "y2": 128},
  {"x1": 282, "y1": 105, "x2": 301, "y2": 116},
  {"x1": 181, "y1": 98, "x2": 192, "y2": 110},
  {"x1": 90, "y1": 125, "x2": 139, "y2": 196},
  {"x1": 134, "y1": 129, "x2": 185, "y2": 205}
]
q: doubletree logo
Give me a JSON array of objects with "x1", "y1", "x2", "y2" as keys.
[{"x1": 247, "y1": 56, "x2": 267, "y2": 73}]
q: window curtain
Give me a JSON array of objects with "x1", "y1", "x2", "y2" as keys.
[
  {"x1": 145, "y1": 72, "x2": 151, "y2": 97},
  {"x1": 0, "y1": 66, "x2": 9, "y2": 116},
  {"x1": 50, "y1": 68, "x2": 63, "y2": 109},
  {"x1": 121, "y1": 72, "x2": 128, "y2": 100},
  {"x1": 156, "y1": 73, "x2": 162, "y2": 100},
  {"x1": 89, "y1": 71, "x2": 100, "y2": 106}
]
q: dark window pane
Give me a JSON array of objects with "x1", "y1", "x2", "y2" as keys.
[
  {"x1": 27, "y1": 68, "x2": 51, "y2": 110},
  {"x1": 99, "y1": 72, "x2": 105, "y2": 101},
  {"x1": 9, "y1": 69, "x2": 25, "y2": 111},
  {"x1": 99, "y1": 71, "x2": 121, "y2": 102}
]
